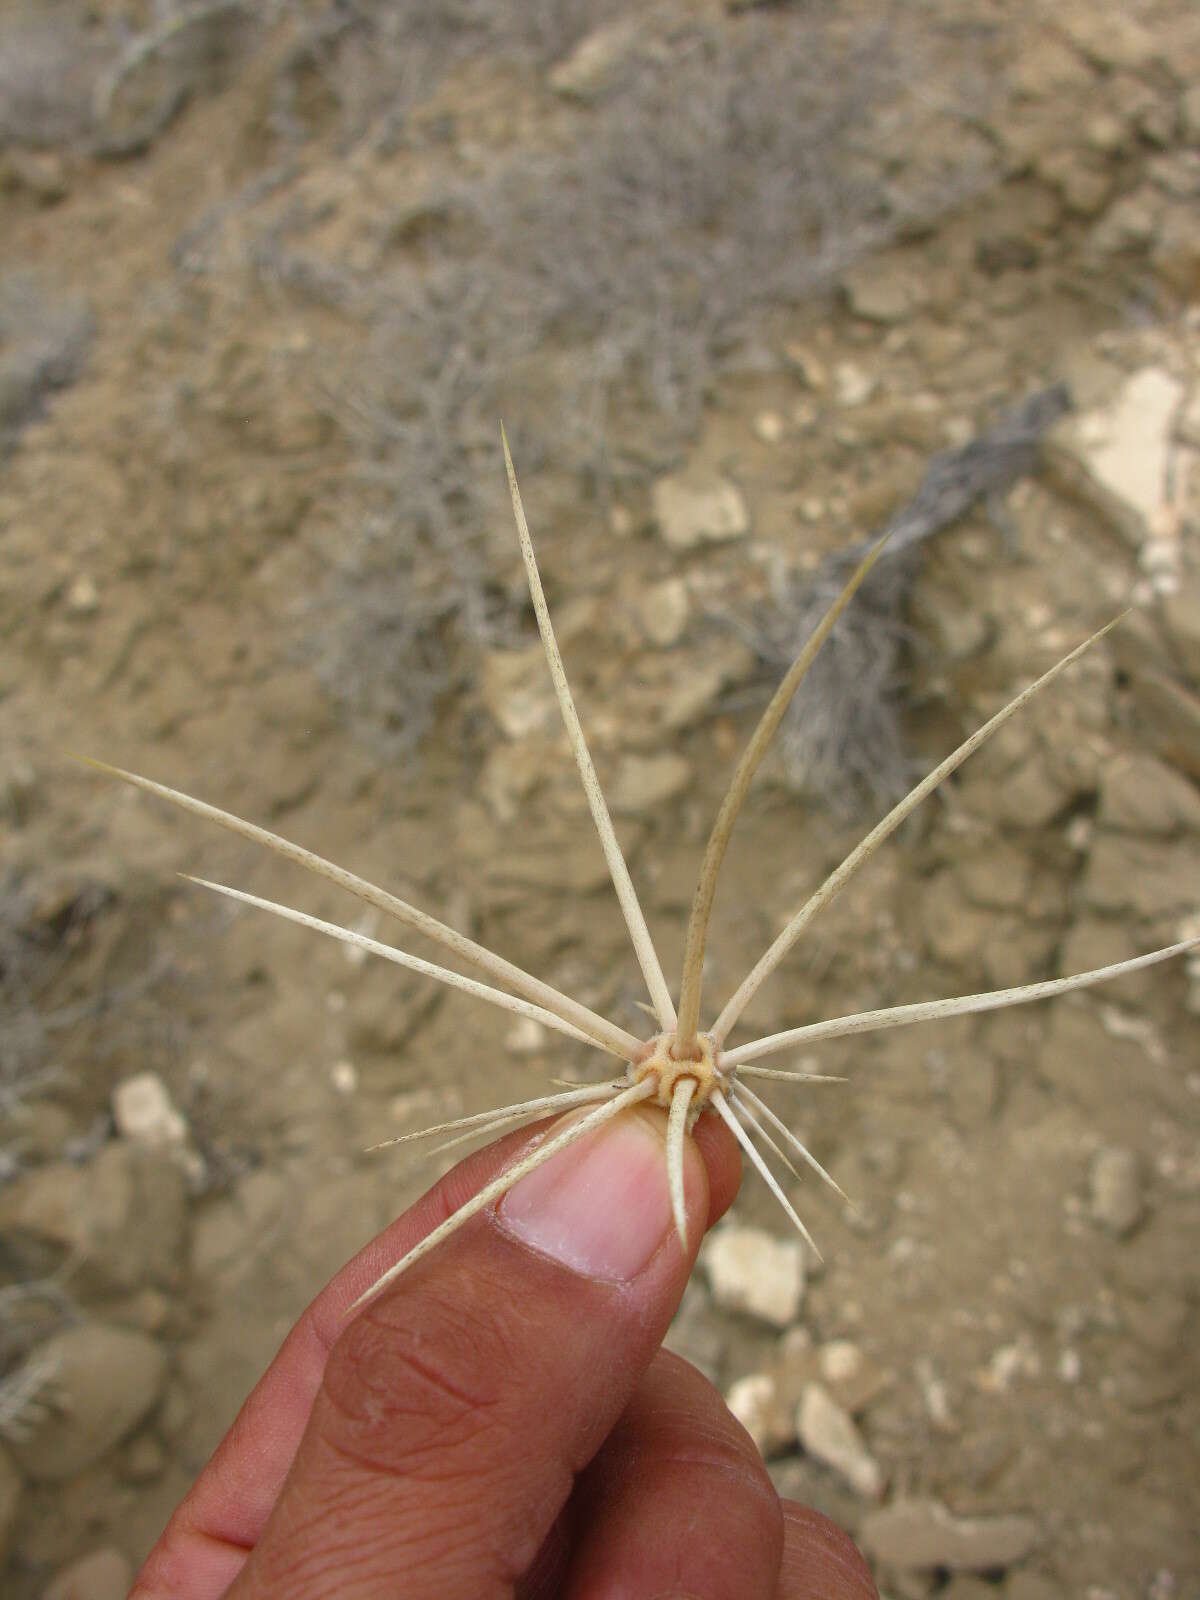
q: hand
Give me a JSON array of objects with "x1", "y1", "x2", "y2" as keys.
[{"x1": 133, "y1": 1104, "x2": 878, "y2": 1598}]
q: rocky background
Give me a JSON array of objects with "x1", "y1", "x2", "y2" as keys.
[{"x1": 1, "y1": 1, "x2": 1198, "y2": 1596}]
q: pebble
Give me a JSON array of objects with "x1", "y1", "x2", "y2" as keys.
[
  {"x1": 724, "y1": 1331, "x2": 890, "y2": 1459},
  {"x1": 112, "y1": 1071, "x2": 188, "y2": 1147},
  {"x1": 726, "y1": 1373, "x2": 777, "y2": 1454},
  {"x1": 0, "y1": 1142, "x2": 187, "y2": 1294},
  {"x1": 1097, "y1": 754, "x2": 1200, "y2": 834},
  {"x1": 634, "y1": 576, "x2": 689, "y2": 647},
  {"x1": 1089, "y1": 1146, "x2": 1144, "y2": 1236},
  {"x1": 652, "y1": 467, "x2": 749, "y2": 550},
  {"x1": 752, "y1": 409, "x2": 785, "y2": 443},
  {"x1": 481, "y1": 644, "x2": 558, "y2": 738},
  {"x1": 608, "y1": 752, "x2": 691, "y2": 814},
  {"x1": 11, "y1": 1324, "x2": 167, "y2": 1481},
  {"x1": 703, "y1": 1223, "x2": 805, "y2": 1327},
  {"x1": 797, "y1": 1381, "x2": 883, "y2": 1499},
  {"x1": 832, "y1": 360, "x2": 876, "y2": 408},
  {"x1": 782, "y1": 343, "x2": 827, "y2": 389},
  {"x1": 1083, "y1": 834, "x2": 1200, "y2": 919},
  {"x1": 43, "y1": 1548, "x2": 134, "y2": 1600},
  {"x1": 64, "y1": 573, "x2": 99, "y2": 616},
  {"x1": 1048, "y1": 367, "x2": 1182, "y2": 550},
  {"x1": 547, "y1": 17, "x2": 639, "y2": 101},
  {"x1": 860, "y1": 1497, "x2": 1039, "y2": 1572},
  {"x1": 842, "y1": 259, "x2": 927, "y2": 324},
  {"x1": 504, "y1": 1016, "x2": 548, "y2": 1056}
]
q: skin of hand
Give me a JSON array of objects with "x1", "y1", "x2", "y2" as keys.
[{"x1": 131, "y1": 1104, "x2": 879, "y2": 1600}]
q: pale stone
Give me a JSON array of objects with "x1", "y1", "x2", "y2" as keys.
[
  {"x1": 65, "y1": 573, "x2": 99, "y2": 616},
  {"x1": 548, "y1": 18, "x2": 639, "y2": 101},
  {"x1": 1098, "y1": 754, "x2": 1200, "y2": 833},
  {"x1": 843, "y1": 259, "x2": 927, "y2": 324},
  {"x1": 725, "y1": 1373, "x2": 777, "y2": 1454},
  {"x1": 833, "y1": 360, "x2": 876, "y2": 408},
  {"x1": 653, "y1": 469, "x2": 749, "y2": 550},
  {"x1": 504, "y1": 1016, "x2": 547, "y2": 1056},
  {"x1": 112, "y1": 1071, "x2": 187, "y2": 1147},
  {"x1": 608, "y1": 752, "x2": 691, "y2": 814},
  {"x1": 481, "y1": 645, "x2": 558, "y2": 738},
  {"x1": 798, "y1": 1382, "x2": 884, "y2": 1498},
  {"x1": 0, "y1": 1143, "x2": 187, "y2": 1294},
  {"x1": 1089, "y1": 1146, "x2": 1144, "y2": 1236},
  {"x1": 861, "y1": 1497, "x2": 1039, "y2": 1571},
  {"x1": 11, "y1": 1325, "x2": 167, "y2": 1481},
  {"x1": 635, "y1": 576, "x2": 689, "y2": 647},
  {"x1": 703, "y1": 1223, "x2": 805, "y2": 1327},
  {"x1": 1049, "y1": 368, "x2": 1182, "y2": 548}
]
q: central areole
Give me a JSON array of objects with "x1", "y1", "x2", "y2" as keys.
[{"x1": 631, "y1": 1032, "x2": 724, "y2": 1115}]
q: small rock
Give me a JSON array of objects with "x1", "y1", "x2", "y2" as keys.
[
  {"x1": 503, "y1": 1016, "x2": 547, "y2": 1056},
  {"x1": 833, "y1": 360, "x2": 876, "y2": 408},
  {"x1": 703, "y1": 1223, "x2": 805, "y2": 1327},
  {"x1": 753, "y1": 410, "x2": 785, "y2": 443},
  {"x1": 953, "y1": 843, "x2": 1034, "y2": 911},
  {"x1": 652, "y1": 468, "x2": 749, "y2": 550},
  {"x1": 0, "y1": 1444, "x2": 20, "y2": 1564},
  {"x1": 1126, "y1": 669, "x2": 1200, "y2": 783},
  {"x1": 1035, "y1": 149, "x2": 1112, "y2": 217},
  {"x1": 481, "y1": 645, "x2": 558, "y2": 738},
  {"x1": 11, "y1": 1324, "x2": 167, "y2": 1481},
  {"x1": 64, "y1": 574, "x2": 99, "y2": 616},
  {"x1": 1057, "y1": 10, "x2": 1159, "y2": 72},
  {"x1": 43, "y1": 1547, "x2": 134, "y2": 1600},
  {"x1": 112, "y1": 1071, "x2": 187, "y2": 1148},
  {"x1": 1060, "y1": 923, "x2": 1155, "y2": 1008},
  {"x1": 0, "y1": 1142, "x2": 187, "y2": 1294},
  {"x1": 1089, "y1": 1146, "x2": 1144, "y2": 1236},
  {"x1": 842, "y1": 259, "x2": 928, "y2": 324},
  {"x1": 548, "y1": 18, "x2": 639, "y2": 100},
  {"x1": 608, "y1": 752, "x2": 691, "y2": 814},
  {"x1": 635, "y1": 576, "x2": 689, "y2": 647},
  {"x1": 798, "y1": 1382, "x2": 883, "y2": 1498},
  {"x1": 1048, "y1": 367, "x2": 1182, "y2": 549},
  {"x1": 921, "y1": 871, "x2": 992, "y2": 969},
  {"x1": 963, "y1": 752, "x2": 1073, "y2": 829},
  {"x1": 1082, "y1": 834, "x2": 1200, "y2": 918},
  {"x1": 782, "y1": 343, "x2": 827, "y2": 390},
  {"x1": 726, "y1": 1373, "x2": 777, "y2": 1454},
  {"x1": 1098, "y1": 755, "x2": 1200, "y2": 834},
  {"x1": 1091, "y1": 187, "x2": 1163, "y2": 257},
  {"x1": 860, "y1": 1497, "x2": 1039, "y2": 1572}
]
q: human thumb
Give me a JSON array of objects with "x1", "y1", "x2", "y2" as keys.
[{"x1": 224, "y1": 1103, "x2": 739, "y2": 1599}]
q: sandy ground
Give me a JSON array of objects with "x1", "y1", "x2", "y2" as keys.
[{"x1": 1, "y1": 2, "x2": 1198, "y2": 1594}]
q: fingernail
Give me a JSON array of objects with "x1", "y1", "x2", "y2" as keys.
[{"x1": 498, "y1": 1109, "x2": 673, "y2": 1281}]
